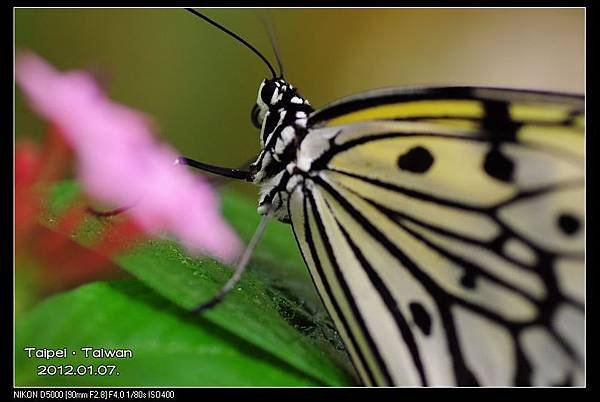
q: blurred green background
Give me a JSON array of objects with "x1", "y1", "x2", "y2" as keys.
[{"x1": 15, "y1": 7, "x2": 584, "y2": 195}]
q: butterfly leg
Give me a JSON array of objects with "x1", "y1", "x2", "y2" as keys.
[
  {"x1": 192, "y1": 205, "x2": 275, "y2": 313},
  {"x1": 86, "y1": 205, "x2": 132, "y2": 217}
]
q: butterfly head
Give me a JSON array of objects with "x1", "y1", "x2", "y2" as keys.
[
  {"x1": 251, "y1": 78, "x2": 282, "y2": 128},
  {"x1": 251, "y1": 78, "x2": 313, "y2": 147}
]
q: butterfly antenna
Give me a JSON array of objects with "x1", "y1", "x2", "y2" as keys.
[
  {"x1": 193, "y1": 206, "x2": 275, "y2": 312},
  {"x1": 261, "y1": 12, "x2": 284, "y2": 78},
  {"x1": 185, "y1": 8, "x2": 277, "y2": 79}
]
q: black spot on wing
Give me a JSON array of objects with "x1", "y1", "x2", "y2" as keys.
[
  {"x1": 397, "y1": 146, "x2": 434, "y2": 173},
  {"x1": 409, "y1": 302, "x2": 432, "y2": 336},
  {"x1": 560, "y1": 109, "x2": 583, "y2": 127},
  {"x1": 483, "y1": 148, "x2": 514, "y2": 183},
  {"x1": 313, "y1": 175, "x2": 484, "y2": 385},
  {"x1": 481, "y1": 100, "x2": 519, "y2": 142},
  {"x1": 480, "y1": 100, "x2": 520, "y2": 183},
  {"x1": 557, "y1": 213, "x2": 581, "y2": 236},
  {"x1": 460, "y1": 271, "x2": 477, "y2": 290},
  {"x1": 335, "y1": 222, "x2": 428, "y2": 385}
]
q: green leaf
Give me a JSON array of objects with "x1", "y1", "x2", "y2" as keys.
[
  {"x1": 15, "y1": 280, "x2": 322, "y2": 386},
  {"x1": 27, "y1": 181, "x2": 357, "y2": 386}
]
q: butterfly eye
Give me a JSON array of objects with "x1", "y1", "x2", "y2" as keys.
[
  {"x1": 260, "y1": 82, "x2": 277, "y2": 105},
  {"x1": 251, "y1": 104, "x2": 261, "y2": 128}
]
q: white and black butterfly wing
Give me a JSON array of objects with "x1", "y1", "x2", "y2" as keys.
[{"x1": 287, "y1": 89, "x2": 584, "y2": 386}]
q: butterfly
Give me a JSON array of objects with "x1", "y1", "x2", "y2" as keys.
[{"x1": 182, "y1": 9, "x2": 584, "y2": 386}]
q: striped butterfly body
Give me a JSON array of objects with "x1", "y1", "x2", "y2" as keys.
[{"x1": 248, "y1": 81, "x2": 584, "y2": 386}]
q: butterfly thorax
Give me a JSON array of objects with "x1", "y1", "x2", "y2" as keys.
[{"x1": 249, "y1": 78, "x2": 313, "y2": 222}]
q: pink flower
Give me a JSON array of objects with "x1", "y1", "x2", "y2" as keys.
[{"x1": 16, "y1": 51, "x2": 243, "y2": 263}]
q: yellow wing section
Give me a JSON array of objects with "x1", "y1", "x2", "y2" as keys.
[{"x1": 289, "y1": 90, "x2": 584, "y2": 385}]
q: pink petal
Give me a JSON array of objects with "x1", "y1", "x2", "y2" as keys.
[{"x1": 16, "y1": 51, "x2": 243, "y2": 263}]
